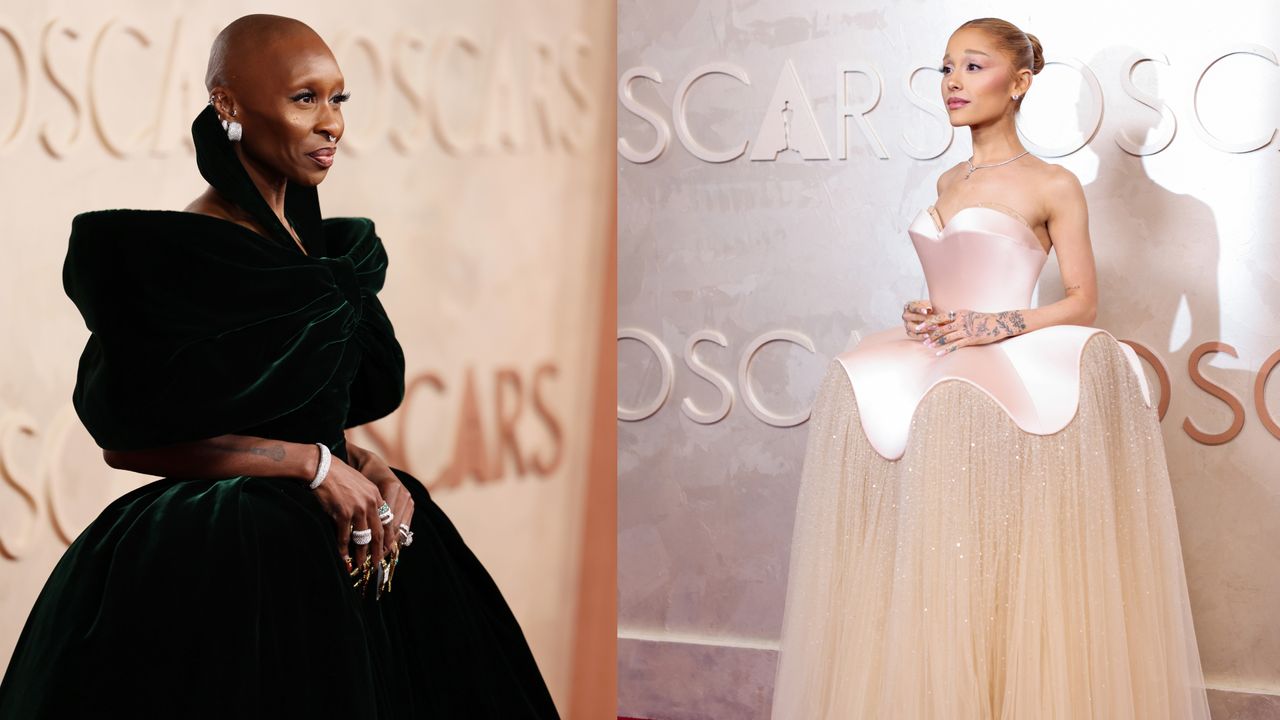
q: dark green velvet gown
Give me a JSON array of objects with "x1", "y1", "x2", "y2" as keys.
[{"x1": 0, "y1": 106, "x2": 560, "y2": 719}]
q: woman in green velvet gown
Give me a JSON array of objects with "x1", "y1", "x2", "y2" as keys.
[{"x1": 0, "y1": 15, "x2": 558, "y2": 719}]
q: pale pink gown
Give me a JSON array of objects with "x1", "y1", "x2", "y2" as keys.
[{"x1": 770, "y1": 204, "x2": 1211, "y2": 719}]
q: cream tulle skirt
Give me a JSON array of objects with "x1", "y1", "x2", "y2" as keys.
[{"x1": 770, "y1": 334, "x2": 1211, "y2": 719}]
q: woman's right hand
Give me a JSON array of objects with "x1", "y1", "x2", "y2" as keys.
[
  {"x1": 902, "y1": 299, "x2": 934, "y2": 339},
  {"x1": 310, "y1": 455, "x2": 387, "y2": 573}
]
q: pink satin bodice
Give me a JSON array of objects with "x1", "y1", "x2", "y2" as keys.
[{"x1": 835, "y1": 205, "x2": 1153, "y2": 460}]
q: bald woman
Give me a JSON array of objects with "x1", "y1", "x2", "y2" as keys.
[{"x1": 0, "y1": 15, "x2": 558, "y2": 719}]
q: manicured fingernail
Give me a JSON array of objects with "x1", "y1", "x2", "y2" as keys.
[
  {"x1": 935, "y1": 349, "x2": 945, "y2": 356},
  {"x1": 914, "y1": 322, "x2": 926, "y2": 331}
]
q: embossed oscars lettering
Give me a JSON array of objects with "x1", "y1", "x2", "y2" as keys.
[
  {"x1": 528, "y1": 364, "x2": 564, "y2": 475},
  {"x1": 0, "y1": 21, "x2": 29, "y2": 153},
  {"x1": 682, "y1": 330, "x2": 734, "y2": 425},
  {"x1": 0, "y1": 404, "x2": 139, "y2": 556},
  {"x1": 750, "y1": 60, "x2": 830, "y2": 161},
  {"x1": 0, "y1": 412, "x2": 41, "y2": 560},
  {"x1": 1192, "y1": 44, "x2": 1278, "y2": 153},
  {"x1": 620, "y1": 329, "x2": 1280, "y2": 447},
  {"x1": 900, "y1": 64, "x2": 954, "y2": 160},
  {"x1": 0, "y1": 16, "x2": 595, "y2": 157},
  {"x1": 40, "y1": 20, "x2": 82, "y2": 158},
  {"x1": 672, "y1": 63, "x2": 750, "y2": 163},
  {"x1": 1256, "y1": 348, "x2": 1280, "y2": 441},
  {"x1": 357, "y1": 363, "x2": 564, "y2": 492},
  {"x1": 1183, "y1": 342, "x2": 1246, "y2": 445},
  {"x1": 619, "y1": 328, "x2": 816, "y2": 429},
  {"x1": 837, "y1": 63, "x2": 888, "y2": 160},
  {"x1": 618, "y1": 44, "x2": 1280, "y2": 162},
  {"x1": 1117, "y1": 52, "x2": 1175, "y2": 156}
]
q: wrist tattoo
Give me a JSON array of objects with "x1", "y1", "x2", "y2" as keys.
[
  {"x1": 963, "y1": 310, "x2": 1027, "y2": 339},
  {"x1": 994, "y1": 310, "x2": 1027, "y2": 336}
]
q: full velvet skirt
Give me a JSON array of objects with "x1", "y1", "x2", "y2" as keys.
[
  {"x1": 0, "y1": 467, "x2": 558, "y2": 719},
  {"x1": 770, "y1": 334, "x2": 1211, "y2": 719}
]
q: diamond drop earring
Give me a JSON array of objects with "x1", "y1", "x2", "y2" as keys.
[{"x1": 221, "y1": 108, "x2": 242, "y2": 142}]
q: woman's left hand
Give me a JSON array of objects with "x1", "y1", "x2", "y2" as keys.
[
  {"x1": 346, "y1": 441, "x2": 415, "y2": 557},
  {"x1": 917, "y1": 308, "x2": 1027, "y2": 355}
]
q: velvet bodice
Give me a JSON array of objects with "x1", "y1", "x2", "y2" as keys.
[{"x1": 63, "y1": 105, "x2": 405, "y2": 458}]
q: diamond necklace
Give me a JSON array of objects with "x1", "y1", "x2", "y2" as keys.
[{"x1": 964, "y1": 150, "x2": 1029, "y2": 180}]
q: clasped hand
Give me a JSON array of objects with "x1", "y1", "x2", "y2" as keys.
[
  {"x1": 901, "y1": 299, "x2": 1027, "y2": 355},
  {"x1": 310, "y1": 442, "x2": 415, "y2": 575}
]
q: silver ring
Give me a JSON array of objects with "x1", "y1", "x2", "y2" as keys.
[
  {"x1": 352, "y1": 528, "x2": 373, "y2": 546},
  {"x1": 380, "y1": 512, "x2": 394, "y2": 526}
]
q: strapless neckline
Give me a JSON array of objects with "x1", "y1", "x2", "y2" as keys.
[
  {"x1": 919, "y1": 205, "x2": 1048, "y2": 256},
  {"x1": 829, "y1": 201, "x2": 1152, "y2": 459}
]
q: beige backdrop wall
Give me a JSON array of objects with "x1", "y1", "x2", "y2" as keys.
[
  {"x1": 0, "y1": 0, "x2": 614, "y2": 713},
  {"x1": 617, "y1": 1, "x2": 1280, "y2": 718}
]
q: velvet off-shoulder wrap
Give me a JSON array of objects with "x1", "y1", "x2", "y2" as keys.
[
  {"x1": 64, "y1": 108, "x2": 404, "y2": 455},
  {"x1": 0, "y1": 105, "x2": 560, "y2": 720}
]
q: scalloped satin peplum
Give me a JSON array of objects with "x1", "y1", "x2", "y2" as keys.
[{"x1": 835, "y1": 205, "x2": 1153, "y2": 461}]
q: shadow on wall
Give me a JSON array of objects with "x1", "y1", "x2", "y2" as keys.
[
  {"x1": 1050, "y1": 45, "x2": 1280, "y2": 702},
  {"x1": 1036, "y1": 46, "x2": 1221, "y2": 346}
]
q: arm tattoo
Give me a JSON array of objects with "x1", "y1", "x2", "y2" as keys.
[
  {"x1": 210, "y1": 441, "x2": 288, "y2": 462},
  {"x1": 251, "y1": 444, "x2": 288, "y2": 462},
  {"x1": 963, "y1": 310, "x2": 1027, "y2": 339},
  {"x1": 1064, "y1": 284, "x2": 1081, "y2": 291},
  {"x1": 993, "y1": 310, "x2": 1026, "y2": 337}
]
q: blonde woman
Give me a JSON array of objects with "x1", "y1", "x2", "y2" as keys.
[{"x1": 771, "y1": 18, "x2": 1210, "y2": 718}]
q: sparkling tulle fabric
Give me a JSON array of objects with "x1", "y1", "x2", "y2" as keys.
[{"x1": 770, "y1": 333, "x2": 1211, "y2": 718}]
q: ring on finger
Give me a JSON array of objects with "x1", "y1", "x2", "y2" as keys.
[{"x1": 352, "y1": 528, "x2": 373, "y2": 545}]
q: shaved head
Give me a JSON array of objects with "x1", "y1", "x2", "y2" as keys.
[
  {"x1": 200, "y1": 14, "x2": 346, "y2": 190},
  {"x1": 205, "y1": 14, "x2": 323, "y2": 90}
]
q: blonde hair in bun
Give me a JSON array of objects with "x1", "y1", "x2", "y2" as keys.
[{"x1": 957, "y1": 18, "x2": 1043, "y2": 108}]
